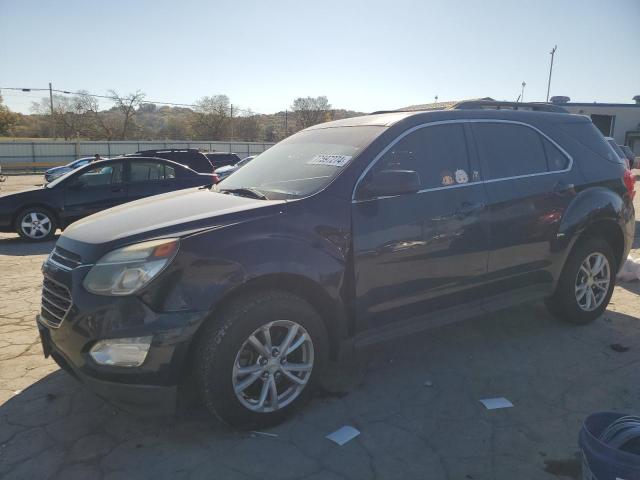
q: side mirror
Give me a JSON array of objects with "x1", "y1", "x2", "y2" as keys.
[{"x1": 361, "y1": 169, "x2": 421, "y2": 198}]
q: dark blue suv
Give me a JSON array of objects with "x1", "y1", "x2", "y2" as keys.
[{"x1": 37, "y1": 104, "x2": 635, "y2": 428}]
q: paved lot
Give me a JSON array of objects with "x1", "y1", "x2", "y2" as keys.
[{"x1": 1, "y1": 175, "x2": 639, "y2": 479}]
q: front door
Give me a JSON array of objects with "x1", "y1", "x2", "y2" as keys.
[
  {"x1": 62, "y1": 162, "x2": 127, "y2": 225},
  {"x1": 352, "y1": 122, "x2": 490, "y2": 330}
]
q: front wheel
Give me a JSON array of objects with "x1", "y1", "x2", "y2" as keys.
[
  {"x1": 546, "y1": 237, "x2": 616, "y2": 325},
  {"x1": 194, "y1": 290, "x2": 328, "y2": 429},
  {"x1": 15, "y1": 207, "x2": 58, "y2": 242}
]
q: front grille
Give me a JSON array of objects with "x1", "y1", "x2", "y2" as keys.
[
  {"x1": 49, "y1": 247, "x2": 82, "y2": 270},
  {"x1": 40, "y1": 276, "x2": 72, "y2": 328}
]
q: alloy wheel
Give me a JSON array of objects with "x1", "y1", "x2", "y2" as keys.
[
  {"x1": 575, "y1": 252, "x2": 610, "y2": 312},
  {"x1": 232, "y1": 320, "x2": 314, "y2": 413},
  {"x1": 20, "y1": 212, "x2": 52, "y2": 240}
]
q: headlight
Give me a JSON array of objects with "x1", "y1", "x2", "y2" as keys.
[{"x1": 83, "y1": 238, "x2": 179, "y2": 296}]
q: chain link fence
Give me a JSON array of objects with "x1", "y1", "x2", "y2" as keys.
[{"x1": 0, "y1": 140, "x2": 275, "y2": 173}]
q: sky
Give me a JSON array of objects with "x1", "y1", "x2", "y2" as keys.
[{"x1": 1, "y1": 0, "x2": 639, "y2": 115}]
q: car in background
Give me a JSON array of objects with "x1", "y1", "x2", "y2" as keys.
[
  {"x1": 204, "y1": 152, "x2": 242, "y2": 169},
  {"x1": 605, "y1": 137, "x2": 630, "y2": 169},
  {"x1": 620, "y1": 145, "x2": 638, "y2": 169},
  {"x1": 0, "y1": 156, "x2": 218, "y2": 241},
  {"x1": 214, "y1": 156, "x2": 255, "y2": 180},
  {"x1": 44, "y1": 157, "x2": 99, "y2": 183},
  {"x1": 129, "y1": 149, "x2": 215, "y2": 174}
]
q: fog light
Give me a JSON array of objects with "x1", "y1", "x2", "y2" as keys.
[{"x1": 89, "y1": 337, "x2": 152, "y2": 367}]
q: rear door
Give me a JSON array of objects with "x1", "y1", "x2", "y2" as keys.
[
  {"x1": 62, "y1": 162, "x2": 127, "y2": 224},
  {"x1": 125, "y1": 160, "x2": 187, "y2": 199},
  {"x1": 470, "y1": 120, "x2": 574, "y2": 296},
  {"x1": 352, "y1": 122, "x2": 490, "y2": 330}
]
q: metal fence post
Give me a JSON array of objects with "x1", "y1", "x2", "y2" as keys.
[
  {"x1": 107, "y1": 142, "x2": 111, "y2": 158},
  {"x1": 31, "y1": 142, "x2": 36, "y2": 173}
]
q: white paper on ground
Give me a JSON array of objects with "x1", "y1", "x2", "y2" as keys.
[
  {"x1": 479, "y1": 397, "x2": 514, "y2": 410},
  {"x1": 326, "y1": 426, "x2": 361, "y2": 446}
]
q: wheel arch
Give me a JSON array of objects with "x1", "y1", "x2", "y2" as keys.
[
  {"x1": 189, "y1": 273, "x2": 351, "y2": 362},
  {"x1": 575, "y1": 219, "x2": 625, "y2": 271}
]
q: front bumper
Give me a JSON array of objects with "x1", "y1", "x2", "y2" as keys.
[
  {"x1": 36, "y1": 259, "x2": 209, "y2": 416},
  {"x1": 39, "y1": 322, "x2": 178, "y2": 415}
]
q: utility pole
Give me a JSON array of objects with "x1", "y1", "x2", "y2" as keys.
[
  {"x1": 229, "y1": 104, "x2": 234, "y2": 140},
  {"x1": 520, "y1": 81, "x2": 526, "y2": 102},
  {"x1": 546, "y1": 45, "x2": 557, "y2": 102},
  {"x1": 49, "y1": 82, "x2": 56, "y2": 139}
]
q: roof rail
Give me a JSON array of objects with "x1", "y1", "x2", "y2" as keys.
[{"x1": 450, "y1": 100, "x2": 568, "y2": 113}]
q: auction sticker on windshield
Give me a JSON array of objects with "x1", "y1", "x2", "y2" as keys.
[{"x1": 308, "y1": 154, "x2": 352, "y2": 167}]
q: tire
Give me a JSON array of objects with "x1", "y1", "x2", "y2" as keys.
[
  {"x1": 546, "y1": 236, "x2": 616, "y2": 325},
  {"x1": 14, "y1": 207, "x2": 58, "y2": 242},
  {"x1": 194, "y1": 290, "x2": 329, "y2": 429}
]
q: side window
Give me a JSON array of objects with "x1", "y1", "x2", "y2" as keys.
[
  {"x1": 473, "y1": 123, "x2": 547, "y2": 179},
  {"x1": 367, "y1": 123, "x2": 472, "y2": 191},
  {"x1": 542, "y1": 138, "x2": 569, "y2": 171},
  {"x1": 130, "y1": 161, "x2": 166, "y2": 182},
  {"x1": 74, "y1": 163, "x2": 122, "y2": 187}
]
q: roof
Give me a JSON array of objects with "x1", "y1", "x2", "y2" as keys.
[
  {"x1": 558, "y1": 102, "x2": 640, "y2": 108},
  {"x1": 400, "y1": 97, "x2": 495, "y2": 112}
]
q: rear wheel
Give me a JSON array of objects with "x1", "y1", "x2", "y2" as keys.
[
  {"x1": 546, "y1": 237, "x2": 616, "y2": 324},
  {"x1": 194, "y1": 290, "x2": 328, "y2": 429},
  {"x1": 15, "y1": 207, "x2": 57, "y2": 242}
]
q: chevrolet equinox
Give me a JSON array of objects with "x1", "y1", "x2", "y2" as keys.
[{"x1": 37, "y1": 105, "x2": 636, "y2": 428}]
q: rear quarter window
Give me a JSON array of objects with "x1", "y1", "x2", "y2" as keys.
[{"x1": 557, "y1": 122, "x2": 620, "y2": 165}]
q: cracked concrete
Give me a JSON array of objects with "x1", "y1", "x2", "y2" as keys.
[{"x1": 1, "y1": 175, "x2": 639, "y2": 479}]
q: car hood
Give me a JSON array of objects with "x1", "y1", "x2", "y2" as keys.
[
  {"x1": 0, "y1": 186, "x2": 46, "y2": 200},
  {"x1": 61, "y1": 187, "x2": 286, "y2": 246}
]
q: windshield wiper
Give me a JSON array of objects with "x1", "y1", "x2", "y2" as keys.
[{"x1": 219, "y1": 187, "x2": 269, "y2": 200}]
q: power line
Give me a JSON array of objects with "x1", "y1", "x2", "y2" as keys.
[{"x1": 0, "y1": 86, "x2": 263, "y2": 116}]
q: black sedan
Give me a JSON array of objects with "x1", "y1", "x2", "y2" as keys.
[{"x1": 0, "y1": 157, "x2": 219, "y2": 241}]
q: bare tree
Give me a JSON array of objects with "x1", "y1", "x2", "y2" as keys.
[
  {"x1": 291, "y1": 96, "x2": 331, "y2": 130},
  {"x1": 191, "y1": 95, "x2": 230, "y2": 140},
  {"x1": 108, "y1": 90, "x2": 145, "y2": 140},
  {"x1": 75, "y1": 91, "x2": 115, "y2": 140},
  {"x1": 31, "y1": 94, "x2": 89, "y2": 139}
]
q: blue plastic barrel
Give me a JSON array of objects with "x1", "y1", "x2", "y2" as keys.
[{"x1": 579, "y1": 412, "x2": 640, "y2": 480}]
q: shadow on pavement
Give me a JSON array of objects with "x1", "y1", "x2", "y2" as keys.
[
  {"x1": 0, "y1": 235, "x2": 57, "y2": 256},
  {"x1": 1, "y1": 304, "x2": 639, "y2": 479}
]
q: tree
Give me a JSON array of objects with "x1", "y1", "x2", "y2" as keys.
[
  {"x1": 30, "y1": 94, "x2": 89, "y2": 139},
  {"x1": 233, "y1": 110, "x2": 261, "y2": 142},
  {"x1": 75, "y1": 91, "x2": 116, "y2": 140},
  {"x1": 291, "y1": 96, "x2": 331, "y2": 130},
  {"x1": 191, "y1": 95, "x2": 230, "y2": 140},
  {"x1": 0, "y1": 95, "x2": 18, "y2": 135},
  {"x1": 109, "y1": 90, "x2": 145, "y2": 140}
]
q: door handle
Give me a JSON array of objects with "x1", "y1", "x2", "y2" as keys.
[
  {"x1": 553, "y1": 181, "x2": 575, "y2": 194},
  {"x1": 455, "y1": 201, "x2": 485, "y2": 217},
  {"x1": 110, "y1": 186, "x2": 124, "y2": 192}
]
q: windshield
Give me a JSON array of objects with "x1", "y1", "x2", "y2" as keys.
[{"x1": 218, "y1": 126, "x2": 384, "y2": 199}]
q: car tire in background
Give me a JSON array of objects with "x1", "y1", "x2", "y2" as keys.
[
  {"x1": 546, "y1": 236, "x2": 616, "y2": 325},
  {"x1": 14, "y1": 207, "x2": 58, "y2": 242},
  {"x1": 194, "y1": 290, "x2": 328, "y2": 429}
]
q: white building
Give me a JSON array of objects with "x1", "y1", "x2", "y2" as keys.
[{"x1": 550, "y1": 96, "x2": 640, "y2": 154}]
